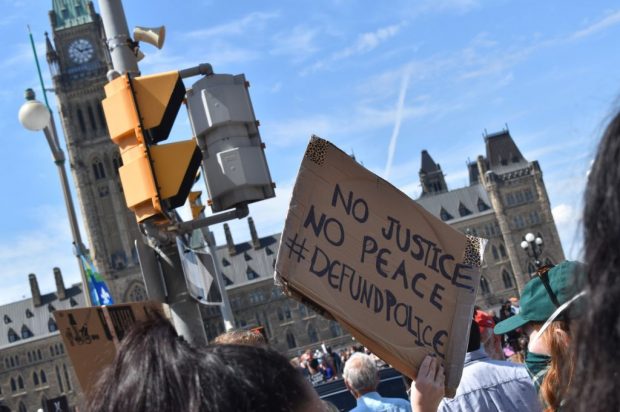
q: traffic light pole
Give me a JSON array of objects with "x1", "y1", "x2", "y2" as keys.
[
  {"x1": 98, "y1": 0, "x2": 209, "y2": 345},
  {"x1": 98, "y1": 0, "x2": 139, "y2": 76}
]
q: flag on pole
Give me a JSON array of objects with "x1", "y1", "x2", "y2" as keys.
[{"x1": 80, "y1": 255, "x2": 114, "y2": 306}]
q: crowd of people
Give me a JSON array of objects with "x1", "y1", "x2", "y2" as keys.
[{"x1": 83, "y1": 108, "x2": 620, "y2": 411}]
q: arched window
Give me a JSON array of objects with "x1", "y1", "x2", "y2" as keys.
[
  {"x1": 17, "y1": 375, "x2": 23, "y2": 389},
  {"x1": 528, "y1": 262, "x2": 536, "y2": 276},
  {"x1": 27, "y1": 352, "x2": 32, "y2": 363},
  {"x1": 63, "y1": 363, "x2": 72, "y2": 391},
  {"x1": 92, "y1": 159, "x2": 106, "y2": 180},
  {"x1": 125, "y1": 282, "x2": 147, "y2": 302},
  {"x1": 10, "y1": 357, "x2": 14, "y2": 368},
  {"x1": 299, "y1": 304, "x2": 308, "y2": 318},
  {"x1": 307, "y1": 323, "x2": 319, "y2": 343},
  {"x1": 10, "y1": 378, "x2": 16, "y2": 392},
  {"x1": 277, "y1": 307, "x2": 284, "y2": 322},
  {"x1": 37, "y1": 349, "x2": 42, "y2": 360},
  {"x1": 50, "y1": 346, "x2": 55, "y2": 357},
  {"x1": 77, "y1": 108, "x2": 86, "y2": 133},
  {"x1": 480, "y1": 277, "x2": 490, "y2": 294},
  {"x1": 18, "y1": 401, "x2": 27, "y2": 412},
  {"x1": 286, "y1": 331, "x2": 297, "y2": 349},
  {"x1": 49, "y1": 318, "x2": 58, "y2": 332},
  {"x1": 499, "y1": 244, "x2": 507, "y2": 258},
  {"x1": 492, "y1": 246, "x2": 499, "y2": 260},
  {"x1": 502, "y1": 270, "x2": 514, "y2": 289},
  {"x1": 56, "y1": 365, "x2": 64, "y2": 393},
  {"x1": 329, "y1": 321, "x2": 342, "y2": 338},
  {"x1": 283, "y1": 304, "x2": 291, "y2": 320},
  {"x1": 87, "y1": 104, "x2": 97, "y2": 130},
  {"x1": 4, "y1": 315, "x2": 11, "y2": 324},
  {"x1": 33, "y1": 371, "x2": 39, "y2": 386},
  {"x1": 40, "y1": 370, "x2": 47, "y2": 383},
  {"x1": 21, "y1": 325, "x2": 33, "y2": 339}
]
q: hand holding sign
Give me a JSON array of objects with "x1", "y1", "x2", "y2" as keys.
[{"x1": 275, "y1": 136, "x2": 485, "y2": 397}]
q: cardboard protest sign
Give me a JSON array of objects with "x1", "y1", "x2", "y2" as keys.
[
  {"x1": 275, "y1": 136, "x2": 484, "y2": 396},
  {"x1": 54, "y1": 301, "x2": 169, "y2": 396}
]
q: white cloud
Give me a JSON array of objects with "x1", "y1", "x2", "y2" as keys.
[
  {"x1": 334, "y1": 23, "x2": 403, "y2": 60},
  {"x1": 552, "y1": 204, "x2": 574, "y2": 226},
  {"x1": 0, "y1": 205, "x2": 81, "y2": 305},
  {"x1": 571, "y1": 10, "x2": 620, "y2": 40},
  {"x1": 303, "y1": 23, "x2": 404, "y2": 75},
  {"x1": 270, "y1": 26, "x2": 320, "y2": 62},
  {"x1": 184, "y1": 11, "x2": 280, "y2": 39}
]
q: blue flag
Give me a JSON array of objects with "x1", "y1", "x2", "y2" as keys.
[{"x1": 80, "y1": 255, "x2": 114, "y2": 306}]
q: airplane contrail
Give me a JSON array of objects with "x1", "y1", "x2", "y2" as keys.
[{"x1": 384, "y1": 68, "x2": 411, "y2": 179}]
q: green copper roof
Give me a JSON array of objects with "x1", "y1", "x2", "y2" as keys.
[{"x1": 52, "y1": 0, "x2": 93, "y2": 30}]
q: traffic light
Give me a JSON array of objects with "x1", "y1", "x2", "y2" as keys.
[
  {"x1": 188, "y1": 191, "x2": 205, "y2": 219},
  {"x1": 102, "y1": 71, "x2": 201, "y2": 223},
  {"x1": 186, "y1": 73, "x2": 275, "y2": 213}
]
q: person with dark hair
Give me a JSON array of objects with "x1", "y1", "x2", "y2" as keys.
[
  {"x1": 86, "y1": 314, "x2": 325, "y2": 412},
  {"x1": 438, "y1": 320, "x2": 540, "y2": 411},
  {"x1": 494, "y1": 261, "x2": 585, "y2": 412},
  {"x1": 567, "y1": 110, "x2": 620, "y2": 412}
]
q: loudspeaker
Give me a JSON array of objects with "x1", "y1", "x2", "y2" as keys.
[{"x1": 133, "y1": 25, "x2": 166, "y2": 49}]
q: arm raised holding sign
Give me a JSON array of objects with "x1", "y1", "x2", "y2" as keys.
[{"x1": 410, "y1": 355, "x2": 445, "y2": 412}]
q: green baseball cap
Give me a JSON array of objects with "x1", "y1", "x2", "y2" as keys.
[{"x1": 494, "y1": 260, "x2": 585, "y2": 335}]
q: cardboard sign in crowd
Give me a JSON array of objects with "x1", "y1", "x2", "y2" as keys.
[
  {"x1": 54, "y1": 301, "x2": 169, "y2": 396},
  {"x1": 275, "y1": 136, "x2": 484, "y2": 396}
]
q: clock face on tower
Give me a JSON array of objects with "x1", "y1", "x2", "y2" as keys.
[{"x1": 68, "y1": 38, "x2": 94, "y2": 64}]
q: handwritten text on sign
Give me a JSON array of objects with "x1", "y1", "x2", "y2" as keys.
[{"x1": 284, "y1": 183, "x2": 475, "y2": 358}]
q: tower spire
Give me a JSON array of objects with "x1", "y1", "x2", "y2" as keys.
[{"x1": 419, "y1": 150, "x2": 448, "y2": 196}]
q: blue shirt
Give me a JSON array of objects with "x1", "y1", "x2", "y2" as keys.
[
  {"x1": 438, "y1": 348, "x2": 541, "y2": 412},
  {"x1": 351, "y1": 391, "x2": 411, "y2": 412}
]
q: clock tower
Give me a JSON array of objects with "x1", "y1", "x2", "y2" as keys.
[{"x1": 46, "y1": 0, "x2": 146, "y2": 302}]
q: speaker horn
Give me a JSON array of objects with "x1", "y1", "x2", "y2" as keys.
[
  {"x1": 135, "y1": 48, "x2": 145, "y2": 62},
  {"x1": 133, "y1": 25, "x2": 166, "y2": 49}
]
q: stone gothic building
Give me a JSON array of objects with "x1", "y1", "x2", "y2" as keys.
[
  {"x1": 45, "y1": 0, "x2": 146, "y2": 303},
  {"x1": 0, "y1": 270, "x2": 85, "y2": 412},
  {"x1": 416, "y1": 130, "x2": 565, "y2": 308}
]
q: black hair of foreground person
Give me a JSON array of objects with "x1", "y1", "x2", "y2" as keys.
[
  {"x1": 568, "y1": 110, "x2": 620, "y2": 412},
  {"x1": 86, "y1": 314, "x2": 322, "y2": 412}
]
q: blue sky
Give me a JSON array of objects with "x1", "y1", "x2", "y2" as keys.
[{"x1": 0, "y1": 0, "x2": 618, "y2": 304}]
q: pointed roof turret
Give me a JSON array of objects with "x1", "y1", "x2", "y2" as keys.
[
  {"x1": 419, "y1": 150, "x2": 448, "y2": 196},
  {"x1": 484, "y1": 129, "x2": 528, "y2": 170},
  {"x1": 45, "y1": 32, "x2": 58, "y2": 62},
  {"x1": 420, "y1": 150, "x2": 441, "y2": 173}
]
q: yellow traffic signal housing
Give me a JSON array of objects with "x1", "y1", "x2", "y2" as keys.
[
  {"x1": 188, "y1": 191, "x2": 206, "y2": 219},
  {"x1": 102, "y1": 71, "x2": 201, "y2": 223}
]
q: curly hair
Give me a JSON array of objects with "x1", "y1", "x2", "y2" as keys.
[{"x1": 567, "y1": 110, "x2": 620, "y2": 411}]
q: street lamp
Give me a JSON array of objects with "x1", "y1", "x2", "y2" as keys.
[
  {"x1": 18, "y1": 88, "x2": 92, "y2": 306},
  {"x1": 520, "y1": 232, "x2": 544, "y2": 273}
]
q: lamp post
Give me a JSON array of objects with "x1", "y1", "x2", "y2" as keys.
[
  {"x1": 520, "y1": 232, "x2": 544, "y2": 274},
  {"x1": 18, "y1": 88, "x2": 92, "y2": 306}
]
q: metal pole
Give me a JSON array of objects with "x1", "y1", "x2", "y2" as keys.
[
  {"x1": 97, "y1": 0, "x2": 139, "y2": 76},
  {"x1": 204, "y1": 230, "x2": 235, "y2": 331},
  {"x1": 42, "y1": 125, "x2": 92, "y2": 306},
  {"x1": 97, "y1": 0, "x2": 208, "y2": 342},
  {"x1": 158, "y1": 241, "x2": 208, "y2": 345}
]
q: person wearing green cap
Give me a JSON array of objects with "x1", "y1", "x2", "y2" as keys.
[{"x1": 494, "y1": 260, "x2": 585, "y2": 412}]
